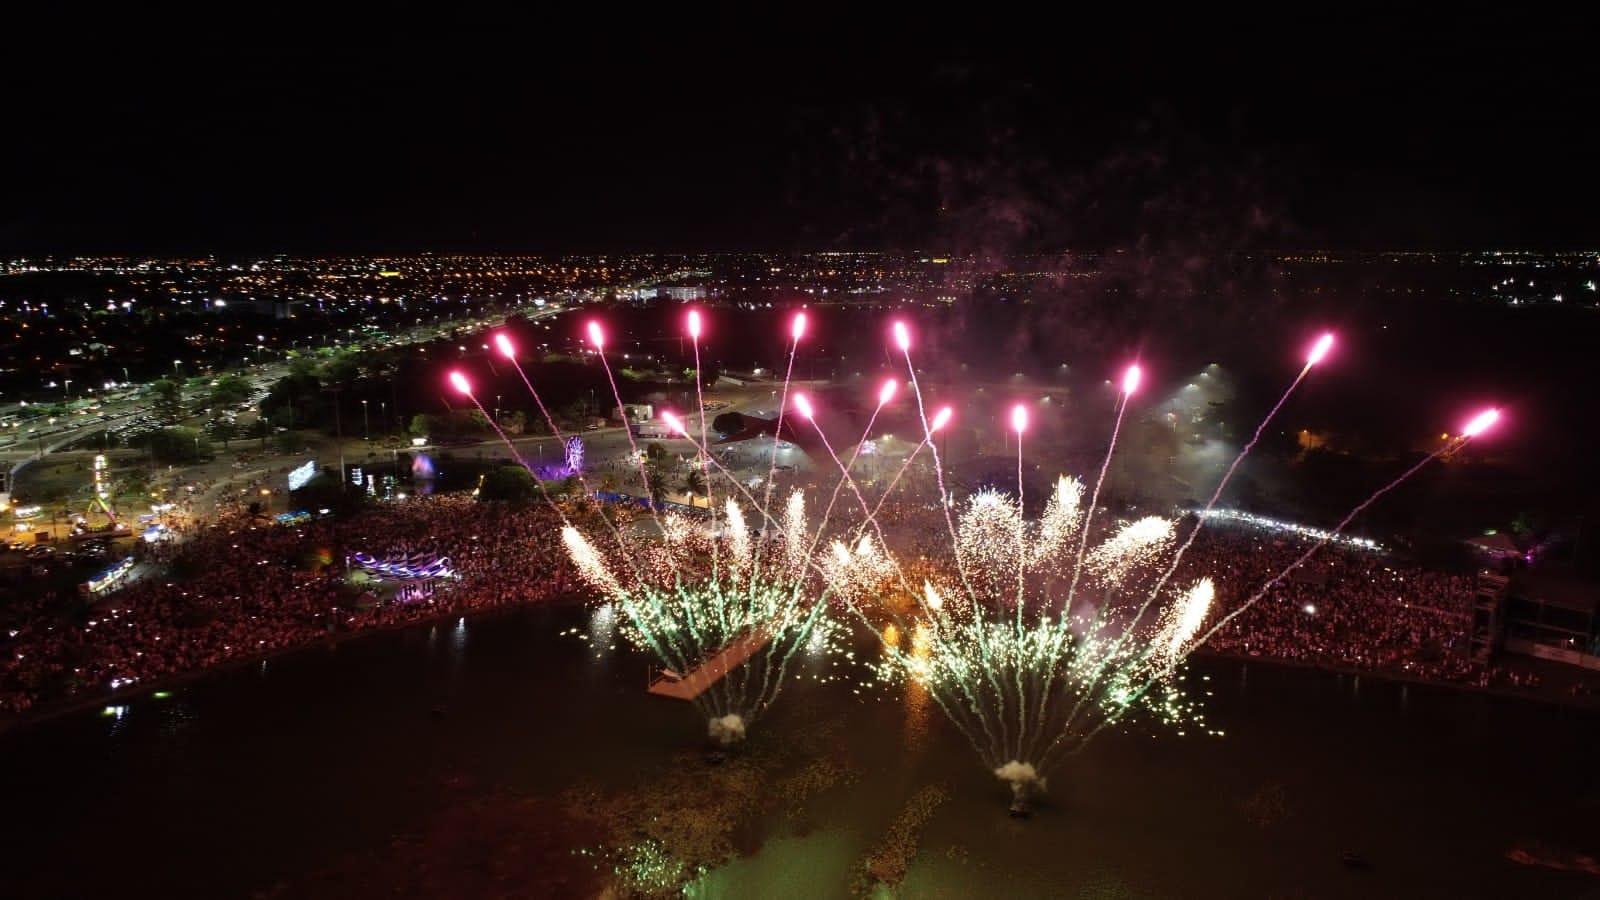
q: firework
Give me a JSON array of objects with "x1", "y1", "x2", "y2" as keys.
[
  {"x1": 486, "y1": 313, "x2": 1498, "y2": 802},
  {"x1": 563, "y1": 490, "x2": 866, "y2": 746},
  {"x1": 826, "y1": 324, "x2": 1497, "y2": 813},
  {"x1": 552, "y1": 313, "x2": 877, "y2": 747}
]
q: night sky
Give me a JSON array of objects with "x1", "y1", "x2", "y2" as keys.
[{"x1": 5, "y1": 11, "x2": 1599, "y2": 254}]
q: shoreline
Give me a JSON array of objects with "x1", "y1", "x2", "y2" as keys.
[
  {"x1": 5, "y1": 598, "x2": 1596, "y2": 738},
  {"x1": 1196, "y1": 648, "x2": 1600, "y2": 713},
  {"x1": 0, "y1": 590, "x2": 587, "y2": 737}
]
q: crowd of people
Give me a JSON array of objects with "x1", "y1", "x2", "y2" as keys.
[
  {"x1": 0, "y1": 478, "x2": 1552, "y2": 718},
  {"x1": 1179, "y1": 525, "x2": 1484, "y2": 683},
  {"x1": 0, "y1": 496, "x2": 580, "y2": 715}
]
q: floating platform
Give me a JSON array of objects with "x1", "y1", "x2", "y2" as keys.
[{"x1": 647, "y1": 631, "x2": 773, "y2": 700}]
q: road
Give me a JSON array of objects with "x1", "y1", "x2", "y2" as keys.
[{"x1": 2, "y1": 301, "x2": 581, "y2": 501}]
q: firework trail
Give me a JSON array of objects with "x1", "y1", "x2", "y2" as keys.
[
  {"x1": 895, "y1": 321, "x2": 979, "y2": 610},
  {"x1": 1138, "y1": 333, "x2": 1335, "y2": 617},
  {"x1": 792, "y1": 388, "x2": 921, "y2": 597},
  {"x1": 1011, "y1": 405, "x2": 1028, "y2": 622},
  {"x1": 494, "y1": 332, "x2": 611, "y2": 500},
  {"x1": 1063, "y1": 335, "x2": 1336, "y2": 736},
  {"x1": 585, "y1": 321, "x2": 666, "y2": 523},
  {"x1": 552, "y1": 313, "x2": 899, "y2": 748},
  {"x1": 860, "y1": 428, "x2": 939, "y2": 531},
  {"x1": 452, "y1": 374, "x2": 527, "y2": 467},
  {"x1": 1060, "y1": 415, "x2": 1498, "y2": 761},
  {"x1": 485, "y1": 333, "x2": 652, "y2": 578},
  {"x1": 686, "y1": 309, "x2": 721, "y2": 576},
  {"x1": 839, "y1": 316, "x2": 1500, "y2": 810},
  {"x1": 1064, "y1": 364, "x2": 1140, "y2": 611},
  {"x1": 749, "y1": 313, "x2": 807, "y2": 576},
  {"x1": 791, "y1": 387, "x2": 890, "y2": 546}
]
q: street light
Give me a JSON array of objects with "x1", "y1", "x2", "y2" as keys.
[{"x1": 362, "y1": 399, "x2": 370, "y2": 441}]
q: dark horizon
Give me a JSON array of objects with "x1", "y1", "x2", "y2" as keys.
[{"x1": 5, "y1": 11, "x2": 1600, "y2": 256}]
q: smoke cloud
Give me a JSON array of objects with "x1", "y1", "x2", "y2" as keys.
[{"x1": 708, "y1": 713, "x2": 747, "y2": 746}]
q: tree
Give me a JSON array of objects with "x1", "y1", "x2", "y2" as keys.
[
  {"x1": 681, "y1": 467, "x2": 707, "y2": 500},
  {"x1": 478, "y1": 465, "x2": 539, "y2": 504},
  {"x1": 498, "y1": 409, "x2": 527, "y2": 436},
  {"x1": 259, "y1": 370, "x2": 325, "y2": 429},
  {"x1": 244, "y1": 418, "x2": 271, "y2": 450},
  {"x1": 645, "y1": 441, "x2": 667, "y2": 462},
  {"x1": 209, "y1": 374, "x2": 252, "y2": 407},
  {"x1": 558, "y1": 395, "x2": 598, "y2": 427},
  {"x1": 149, "y1": 379, "x2": 184, "y2": 424},
  {"x1": 319, "y1": 352, "x2": 361, "y2": 389},
  {"x1": 146, "y1": 427, "x2": 210, "y2": 463},
  {"x1": 211, "y1": 417, "x2": 238, "y2": 449},
  {"x1": 118, "y1": 468, "x2": 153, "y2": 497},
  {"x1": 408, "y1": 410, "x2": 493, "y2": 442},
  {"x1": 645, "y1": 457, "x2": 673, "y2": 503}
]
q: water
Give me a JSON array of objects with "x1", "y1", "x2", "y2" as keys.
[{"x1": 2, "y1": 603, "x2": 1597, "y2": 898}]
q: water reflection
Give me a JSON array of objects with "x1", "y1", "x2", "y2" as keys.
[
  {"x1": 4, "y1": 606, "x2": 1596, "y2": 899},
  {"x1": 587, "y1": 603, "x2": 617, "y2": 657},
  {"x1": 878, "y1": 622, "x2": 934, "y2": 749},
  {"x1": 904, "y1": 623, "x2": 933, "y2": 748}
]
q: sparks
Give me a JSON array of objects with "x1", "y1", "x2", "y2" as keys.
[
  {"x1": 1462, "y1": 407, "x2": 1500, "y2": 438},
  {"x1": 686, "y1": 309, "x2": 702, "y2": 340},
  {"x1": 1121, "y1": 364, "x2": 1142, "y2": 395},
  {"x1": 447, "y1": 371, "x2": 472, "y2": 395},
  {"x1": 791, "y1": 312, "x2": 807, "y2": 341},
  {"x1": 560, "y1": 493, "x2": 857, "y2": 746},
  {"x1": 1011, "y1": 404, "x2": 1028, "y2": 434},
  {"x1": 1306, "y1": 332, "x2": 1335, "y2": 367},
  {"x1": 493, "y1": 333, "x2": 516, "y2": 359},
  {"x1": 587, "y1": 321, "x2": 605, "y2": 349},
  {"x1": 892, "y1": 320, "x2": 911, "y2": 352}
]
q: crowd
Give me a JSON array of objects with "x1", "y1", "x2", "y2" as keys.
[
  {"x1": 1178, "y1": 524, "x2": 1485, "y2": 684},
  {"x1": 863, "y1": 484, "x2": 1495, "y2": 687},
  {"x1": 0, "y1": 479, "x2": 1544, "y2": 718},
  {"x1": 0, "y1": 496, "x2": 581, "y2": 715}
]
